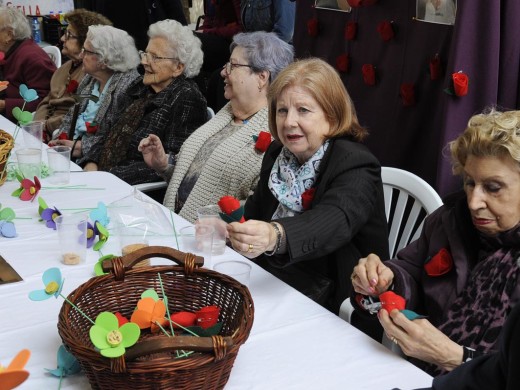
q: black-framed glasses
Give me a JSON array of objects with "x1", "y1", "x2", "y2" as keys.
[
  {"x1": 223, "y1": 62, "x2": 253, "y2": 75},
  {"x1": 139, "y1": 50, "x2": 177, "y2": 64},
  {"x1": 63, "y1": 30, "x2": 79, "y2": 41},
  {"x1": 81, "y1": 47, "x2": 99, "y2": 56}
]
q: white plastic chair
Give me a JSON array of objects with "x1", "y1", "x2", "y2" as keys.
[
  {"x1": 207, "y1": 106, "x2": 215, "y2": 120},
  {"x1": 339, "y1": 167, "x2": 443, "y2": 352},
  {"x1": 43, "y1": 45, "x2": 61, "y2": 68},
  {"x1": 133, "y1": 181, "x2": 167, "y2": 194}
]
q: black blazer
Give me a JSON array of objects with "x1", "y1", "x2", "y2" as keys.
[{"x1": 245, "y1": 137, "x2": 389, "y2": 312}]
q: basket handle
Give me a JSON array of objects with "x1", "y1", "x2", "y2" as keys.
[
  {"x1": 125, "y1": 335, "x2": 233, "y2": 361},
  {"x1": 102, "y1": 246, "x2": 204, "y2": 277}
]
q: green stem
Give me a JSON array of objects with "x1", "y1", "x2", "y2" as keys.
[
  {"x1": 59, "y1": 293, "x2": 95, "y2": 325},
  {"x1": 58, "y1": 371, "x2": 63, "y2": 390},
  {"x1": 158, "y1": 274, "x2": 174, "y2": 336}
]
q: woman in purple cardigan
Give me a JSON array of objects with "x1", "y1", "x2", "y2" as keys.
[
  {"x1": 351, "y1": 108, "x2": 520, "y2": 376},
  {"x1": 0, "y1": 7, "x2": 55, "y2": 121}
]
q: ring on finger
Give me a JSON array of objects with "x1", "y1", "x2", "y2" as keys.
[
  {"x1": 247, "y1": 243, "x2": 254, "y2": 253},
  {"x1": 391, "y1": 336, "x2": 399, "y2": 345}
]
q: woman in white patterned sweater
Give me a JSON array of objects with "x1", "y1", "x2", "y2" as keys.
[{"x1": 139, "y1": 31, "x2": 293, "y2": 223}]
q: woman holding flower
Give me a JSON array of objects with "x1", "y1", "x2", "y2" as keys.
[
  {"x1": 351, "y1": 108, "x2": 520, "y2": 376},
  {"x1": 34, "y1": 9, "x2": 112, "y2": 142},
  {"x1": 226, "y1": 58, "x2": 389, "y2": 313},
  {"x1": 139, "y1": 31, "x2": 293, "y2": 222}
]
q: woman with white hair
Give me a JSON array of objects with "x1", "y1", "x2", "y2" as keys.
[
  {"x1": 89, "y1": 20, "x2": 207, "y2": 185},
  {"x1": 52, "y1": 25, "x2": 140, "y2": 166},
  {"x1": 0, "y1": 6, "x2": 55, "y2": 122}
]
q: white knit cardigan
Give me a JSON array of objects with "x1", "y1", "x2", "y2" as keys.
[{"x1": 163, "y1": 103, "x2": 269, "y2": 223}]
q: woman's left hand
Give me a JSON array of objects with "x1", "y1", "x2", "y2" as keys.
[
  {"x1": 379, "y1": 309, "x2": 463, "y2": 371},
  {"x1": 227, "y1": 220, "x2": 277, "y2": 258}
]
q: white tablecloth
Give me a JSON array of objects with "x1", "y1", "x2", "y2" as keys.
[{"x1": 0, "y1": 169, "x2": 433, "y2": 390}]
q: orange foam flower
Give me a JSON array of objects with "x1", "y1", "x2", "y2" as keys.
[
  {"x1": 130, "y1": 297, "x2": 169, "y2": 333},
  {"x1": 0, "y1": 349, "x2": 30, "y2": 390}
]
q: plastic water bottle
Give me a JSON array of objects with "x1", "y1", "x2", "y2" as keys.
[{"x1": 31, "y1": 17, "x2": 41, "y2": 43}]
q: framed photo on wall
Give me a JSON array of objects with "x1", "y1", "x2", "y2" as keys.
[
  {"x1": 416, "y1": 0, "x2": 457, "y2": 25},
  {"x1": 315, "y1": 0, "x2": 351, "y2": 12}
]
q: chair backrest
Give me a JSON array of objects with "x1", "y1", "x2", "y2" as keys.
[
  {"x1": 382, "y1": 167, "x2": 443, "y2": 258},
  {"x1": 43, "y1": 45, "x2": 61, "y2": 68}
]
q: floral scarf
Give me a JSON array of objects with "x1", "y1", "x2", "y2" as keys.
[{"x1": 268, "y1": 140, "x2": 329, "y2": 219}]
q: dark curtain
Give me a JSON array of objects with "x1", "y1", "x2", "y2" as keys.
[{"x1": 293, "y1": 0, "x2": 520, "y2": 197}]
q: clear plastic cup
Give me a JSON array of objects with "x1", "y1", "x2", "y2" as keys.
[
  {"x1": 21, "y1": 121, "x2": 44, "y2": 150},
  {"x1": 55, "y1": 214, "x2": 88, "y2": 265},
  {"x1": 47, "y1": 146, "x2": 71, "y2": 184},
  {"x1": 180, "y1": 225, "x2": 214, "y2": 269},
  {"x1": 197, "y1": 205, "x2": 227, "y2": 256},
  {"x1": 15, "y1": 148, "x2": 41, "y2": 179},
  {"x1": 213, "y1": 261, "x2": 252, "y2": 286}
]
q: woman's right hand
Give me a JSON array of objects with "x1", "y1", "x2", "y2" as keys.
[
  {"x1": 351, "y1": 253, "x2": 394, "y2": 296},
  {"x1": 138, "y1": 134, "x2": 168, "y2": 172}
]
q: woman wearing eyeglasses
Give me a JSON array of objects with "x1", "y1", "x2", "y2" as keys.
[
  {"x1": 34, "y1": 9, "x2": 112, "y2": 142},
  {"x1": 139, "y1": 31, "x2": 293, "y2": 223},
  {"x1": 52, "y1": 25, "x2": 140, "y2": 166},
  {"x1": 88, "y1": 20, "x2": 207, "y2": 185},
  {"x1": 0, "y1": 7, "x2": 56, "y2": 122}
]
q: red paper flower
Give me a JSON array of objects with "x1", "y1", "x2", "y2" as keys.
[
  {"x1": 66, "y1": 79, "x2": 79, "y2": 94},
  {"x1": 336, "y1": 54, "x2": 349, "y2": 73},
  {"x1": 85, "y1": 121, "x2": 98, "y2": 134},
  {"x1": 362, "y1": 64, "x2": 376, "y2": 86},
  {"x1": 12, "y1": 176, "x2": 41, "y2": 201},
  {"x1": 301, "y1": 188, "x2": 316, "y2": 210},
  {"x1": 400, "y1": 83, "x2": 415, "y2": 106},
  {"x1": 429, "y1": 55, "x2": 441, "y2": 81},
  {"x1": 347, "y1": 0, "x2": 362, "y2": 6},
  {"x1": 379, "y1": 291, "x2": 406, "y2": 312},
  {"x1": 218, "y1": 195, "x2": 245, "y2": 223},
  {"x1": 170, "y1": 311, "x2": 197, "y2": 328},
  {"x1": 114, "y1": 312, "x2": 129, "y2": 327},
  {"x1": 424, "y1": 248, "x2": 453, "y2": 276},
  {"x1": 57, "y1": 132, "x2": 69, "y2": 140},
  {"x1": 345, "y1": 21, "x2": 357, "y2": 41},
  {"x1": 307, "y1": 18, "x2": 319, "y2": 37},
  {"x1": 452, "y1": 72, "x2": 469, "y2": 97},
  {"x1": 195, "y1": 305, "x2": 220, "y2": 329},
  {"x1": 254, "y1": 131, "x2": 272, "y2": 153},
  {"x1": 377, "y1": 21, "x2": 394, "y2": 41}
]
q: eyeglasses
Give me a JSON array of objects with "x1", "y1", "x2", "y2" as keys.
[
  {"x1": 81, "y1": 47, "x2": 99, "y2": 56},
  {"x1": 139, "y1": 50, "x2": 177, "y2": 64},
  {"x1": 223, "y1": 62, "x2": 253, "y2": 75},
  {"x1": 63, "y1": 30, "x2": 79, "y2": 41}
]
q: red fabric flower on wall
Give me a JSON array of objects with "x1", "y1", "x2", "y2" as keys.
[
  {"x1": 452, "y1": 72, "x2": 469, "y2": 96},
  {"x1": 377, "y1": 21, "x2": 394, "y2": 41},
  {"x1": 336, "y1": 54, "x2": 349, "y2": 73},
  {"x1": 400, "y1": 83, "x2": 415, "y2": 106},
  {"x1": 379, "y1": 291, "x2": 406, "y2": 312},
  {"x1": 301, "y1": 188, "x2": 316, "y2": 210},
  {"x1": 345, "y1": 21, "x2": 357, "y2": 41},
  {"x1": 424, "y1": 248, "x2": 453, "y2": 276},
  {"x1": 362, "y1": 64, "x2": 376, "y2": 86},
  {"x1": 66, "y1": 79, "x2": 79, "y2": 94},
  {"x1": 85, "y1": 121, "x2": 98, "y2": 134},
  {"x1": 254, "y1": 131, "x2": 272, "y2": 153},
  {"x1": 429, "y1": 55, "x2": 441, "y2": 81},
  {"x1": 307, "y1": 18, "x2": 319, "y2": 37},
  {"x1": 347, "y1": 0, "x2": 362, "y2": 7}
]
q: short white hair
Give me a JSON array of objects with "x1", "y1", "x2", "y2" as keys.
[{"x1": 87, "y1": 25, "x2": 140, "y2": 72}]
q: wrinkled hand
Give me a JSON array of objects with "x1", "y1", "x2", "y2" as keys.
[
  {"x1": 138, "y1": 134, "x2": 168, "y2": 172},
  {"x1": 379, "y1": 309, "x2": 463, "y2": 371},
  {"x1": 51, "y1": 139, "x2": 82, "y2": 158},
  {"x1": 351, "y1": 253, "x2": 394, "y2": 296},
  {"x1": 83, "y1": 162, "x2": 98, "y2": 171},
  {"x1": 227, "y1": 220, "x2": 277, "y2": 259}
]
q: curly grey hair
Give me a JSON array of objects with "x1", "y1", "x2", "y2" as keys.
[
  {"x1": 147, "y1": 19, "x2": 203, "y2": 78},
  {"x1": 0, "y1": 6, "x2": 31, "y2": 40},
  {"x1": 87, "y1": 25, "x2": 140, "y2": 72},
  {"x1": 230, "y1": 31, "x2": 294, "y2": 82}
]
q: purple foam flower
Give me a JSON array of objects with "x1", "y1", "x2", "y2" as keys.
[
  {"x1": 41, "y1": 207, "x2": 62, "y2": 230},
  {"x1": 86, "y1": 221, "x2": 98, "y2": 248}
]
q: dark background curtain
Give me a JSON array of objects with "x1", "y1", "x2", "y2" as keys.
[{"x1": 293, "y1": 0, "x2": 520, "y2": 196}]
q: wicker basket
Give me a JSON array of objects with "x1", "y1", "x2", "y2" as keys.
[
  {"x1": 0, "y1": 129, "x2": 14, "y2": 186},
  {"x1": 58, "y1": 246, "x2": 254, "y2": 390}
]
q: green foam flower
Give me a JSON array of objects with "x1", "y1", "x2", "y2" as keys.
[
  {"x1": 94, "y1": 254, "x2": 116, "y2": 276},
  {"x1": 89, "y1": 312, "x2": 140, "y2": 358},
  {"x1": 93, "y1": 221, "x2": 109, "y2": 251}
]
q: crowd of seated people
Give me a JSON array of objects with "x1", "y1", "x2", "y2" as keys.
[{"x1": 5, "y1": 5, "x2": 520, "y2": 387}]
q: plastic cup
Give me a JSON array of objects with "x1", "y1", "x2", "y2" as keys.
[
  {"x1": 21, "y1": 121, "x2": 44, "y2": 150},
  {"x1": 180, "y1": 225, "x2": 214, "y2": 269},
  {"x1": 213, "y1": 261, "x2": 252, "y2": 286},
  {"x1": 47, "y1": 146, "x2": 71, "y2": 184},
  {"x1": 55, "y1": 214, "x2": 88, "y2": 265},
  {"x1": 118, "y1": 224, "x2": 151, "y2": 267},
  {"x1": 197, "y1": 205, "x2": 227, "y2": 256},
  {"x1": 15, "y1": 148, "x2": 41, "y2": 178}
]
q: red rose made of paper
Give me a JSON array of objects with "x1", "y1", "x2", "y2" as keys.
[
  {"x1": 429, "y1": 56, "x2": 441, "y2": 80},
  {"x1": 424, "y1": 248, "x2": 453, "y2": 276},
  {"x1": 86, "y1": 122, "x2": 98, "y2": 134},
  {"x1": 307, "y1": 18, "x2": 319, "y2": 37},
  {"x1": 345, "y1": 21, "x2": 357, "y2": 40},
  {"x1": 66, "y1": 79, "x2": 79, "y2": 94},
  {"x1": 301, "y1": 188, "x2": 316, "y2": 210},
  {"x1": 379, "y1": 291, "x2": 406, "y2": 312},
  {"x1": 400, "y1": 83, "x2": 415, "y2": 106},
  {"x1": 377, "y1": 21, "x2": 394, "y2": 41},
  {"x1": 452, "y1": 72, "x2": 469, "y2": 96},
  {"x1": 255, "y1": 131, "x2": 272, "y2": 153},
  {"x1": 362, "y1": 64, "x2": 376, "y2": 86},
  {"x1": 336, "y1": 54, "x2": 349, "y2": 73}
]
